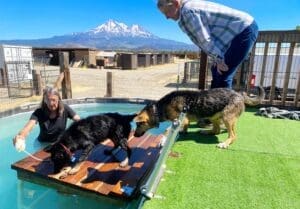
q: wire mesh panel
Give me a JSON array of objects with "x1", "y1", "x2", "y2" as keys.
[
  {"x1": 6, "y1": 62, "x2": 33, "y2": 98},
  {"x1": 182, "y1": 59, "x2": 214, "y2": 89},
  {"x1": 251, "y1": 41, "x2": 300, "y2": 104},
  {"x1": 249, "y1": 30, "x2": 300, "y2": 106},
  {"x1": 38, "y1": 66, "x2": 60, "y2": 87}
]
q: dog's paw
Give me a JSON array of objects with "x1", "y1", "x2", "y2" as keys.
[
  {"x1": 119, "y1": 157, "x2": 129, "y2": 168},
  {"x1": 68, "y1": 166, "x2": 80, "y2": 175},
  {"x1": 60, "y1": 167, "x2": 72, "y2": 178},
  {"x1": 49, "y1": 173, "x2": 61, "y2": 179},
  {"x1": 49, "y1": 167, "x2": 71, "y2": 179},
  {"x1": 216, "y1": 142, "x2": 229, "y2": 149},
  {"x1": 58, "y1": 172, "x2": 69, "y2": 179}
]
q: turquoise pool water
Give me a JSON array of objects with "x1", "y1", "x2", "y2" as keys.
[{"x1": 0, "y1": 103, "x2": 169, "y2": 209}]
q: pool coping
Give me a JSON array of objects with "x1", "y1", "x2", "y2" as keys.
[{"x1": 0, "y1": 97, "x2": 155, "y2": 118}]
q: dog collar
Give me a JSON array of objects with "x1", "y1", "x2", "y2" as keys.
[{"x1": 59, "y1": 143, "x2": 76, "y2": 163}]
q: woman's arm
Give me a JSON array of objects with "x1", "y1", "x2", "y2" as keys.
[
  {"x1": 64, "y1": 104, "x2": 80, "y2": 122},
  {"x1": 13, "y1": 119, "x2": 36, "y2": 145},
  {"x1": 72, "y1": 114, "x2": 81, "y2": 122}
]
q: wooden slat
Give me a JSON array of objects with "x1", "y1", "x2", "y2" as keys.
[
  {"x1": 246, "y1": 43, "x2": 257, "y2": 94},
  {"x1": 65, "y1": 139, "x2": 116, "y2": 184},
  {"x1": 109, "y1": 135, "x2": 163, "y2": 197},
  {"x1": 295, "y1": 69, "x2": 300, "y2": 107},
  {"x1": 259, "y1": 42, "x2": 270, "y2": 87},
  {"x1": 11, "y1": 133, "x2": 164, "y2": 200},
  {"x1": 77, "y1": 134, "x2": 151, "y2": 185},
  {"x1": 79, "y1": 134, "x2": 154, "y2": 194},
  {"x1": 257, "y1": 30, "x2": 300, "y2": 42},
  {"x1": 93, "y1": 134, "x2": 157, "y2": 194},
  {"x1": 282, "y1": 42, "x2": 296, "y2": 106},
  {"x1": 198, "y1": 52, "x2": 207, "y2": 90},
  {"x1": 270, "y1": 41, "x2": 282, "y2": 103}
]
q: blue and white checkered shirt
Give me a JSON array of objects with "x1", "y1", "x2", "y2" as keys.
[{"x1": 178, "y1": 0, "x2": 254, "y2": 61}]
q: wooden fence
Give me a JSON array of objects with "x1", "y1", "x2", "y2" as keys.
[
  {"x1": 198, "y1": 30, "x2": 300, "y2": 108},
  {"x1": 31, "y1": 52, "x2": 72, "y2": 99}
]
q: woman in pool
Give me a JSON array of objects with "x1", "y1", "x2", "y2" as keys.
[{"x1": 13, "y1": 86, "x2": 80, "y2": 151}]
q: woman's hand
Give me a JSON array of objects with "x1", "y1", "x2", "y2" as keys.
[
  {"x1": 13, "y1": 119, "x2": 36, "y2": 151},
  {"x1": 13, "y1": 135, "x2": 26, "y2": 152}
]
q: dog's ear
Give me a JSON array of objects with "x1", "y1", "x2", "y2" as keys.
[
  {"x1": 133, "y1": 114, "x2": 143, "y2": 122},
  {"x1": 126, "y1": 113, "x2": 137, "y2": 121},
  {"x1": 134, "y1": 111, "x2": 149, "y2": 123}
]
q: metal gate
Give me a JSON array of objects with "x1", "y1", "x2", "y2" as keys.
[{"x1": 6, "y1": 61, "x2": 33, "y2": 98}]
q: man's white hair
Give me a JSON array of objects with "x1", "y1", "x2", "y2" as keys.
[{"x1": 157, "y1": 0, "x2": 179, "y2": 8}]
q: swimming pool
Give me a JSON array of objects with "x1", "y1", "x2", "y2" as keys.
[{"x1": 0, "y1": 102, "x2": 170, "y2": 209}]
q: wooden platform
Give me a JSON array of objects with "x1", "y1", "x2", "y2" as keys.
[{"x1": 11, "y1": 133, "x2": 165, "y2": 201}]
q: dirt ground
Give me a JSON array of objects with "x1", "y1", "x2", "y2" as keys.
[
  {"x1": 0, "y1": 59, "x2": 198, "y2": 113},
  {"x1": 71, "y1": 60, "x2": 198, "y2": 99}
]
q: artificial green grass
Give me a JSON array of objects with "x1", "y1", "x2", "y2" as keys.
[{"x1": 143, "y1": 108, "x2": 300, "y2": 209}]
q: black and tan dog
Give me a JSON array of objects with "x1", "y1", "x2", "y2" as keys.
[
  {"x1": 45, "y1": 113, "x2": 136, "y2": 179},
  {"x1": 134, "y1": 88, "x2": 264, "y2": 149}
]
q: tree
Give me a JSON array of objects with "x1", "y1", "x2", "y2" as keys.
[{"x1": 296, "y1": 25, "x2": 300, "y2": 30}]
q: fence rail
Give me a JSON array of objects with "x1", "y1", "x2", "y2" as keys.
[{"x1": 194, "y1": 30, "x2": 300, "y2": 107}]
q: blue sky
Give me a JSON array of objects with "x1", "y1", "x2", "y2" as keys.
[{"x1": 0, "y1": 0, "x2": 299, "y2": 44}]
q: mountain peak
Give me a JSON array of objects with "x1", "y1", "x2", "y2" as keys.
[
  {"x1": 88, "y1": 20, "x2": 155, "y2": 38},
  {"x1": 0, "y1": 19, "x2": 196, "y2": 51}
]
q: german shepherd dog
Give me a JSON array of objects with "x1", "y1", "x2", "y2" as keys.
[
  {"x1": 134, "y1": 88, "x2": 264, "y2": 149},
  {"x1": 45, "y1": 113, "x2": 136, "y2": 178}
]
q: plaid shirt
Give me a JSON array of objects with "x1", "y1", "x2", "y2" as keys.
[{"x1": 178, "y1": 0, "x2": 254, "y2": 60}]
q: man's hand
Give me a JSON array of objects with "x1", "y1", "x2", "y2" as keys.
[{"x1": 215, "y1": 60, "x2": 229, "y2": 75}]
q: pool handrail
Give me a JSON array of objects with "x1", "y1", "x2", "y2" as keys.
[{"x1": 140, "y1": 111, "x2": 186, "y2": 199}]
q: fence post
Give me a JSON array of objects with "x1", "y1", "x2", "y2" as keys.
[
  {"x1": 246, "y1": 44, "x2": 257, "y2": 94},
  {"x1": 106, "y1": 71, "x2": 113, "y2": 97},
  {"x1": 295, "y1": 69, "x2": 300, "y2": 107},
  {"x1": 198, "y1": 51, "x2": 207, "y2": 90},
  {"x1": 32, "y1": 69, "x2": 42, "y2": 95},
  {"x1": 59, "y1": 52, "x2": 72, "y2": 99},
  {"x1": 183, "y1": 62, "x2": 190, "y2": 83},
  {"x1": 234, "y1": 65, "x2": 242, "y2": 90},
  {"x1": 269, "y1": 41, "x2": 283, "y2": 104},
  {"x1": 282, "y1": 42, "x2": 296, "y2": 106},
  {"x1": 2, "y1": 67, "x2": 8, "y2": 87},
  {"x1": 0, "y1": 68, "x2": 5, "y2": 87},
  {"x1": 259, "y1": 42, "x2": 269, "y2": 87}
]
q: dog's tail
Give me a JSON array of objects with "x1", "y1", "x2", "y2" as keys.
[{"x1": 242, "y1": 86, "x2": 265, "y2": 106}]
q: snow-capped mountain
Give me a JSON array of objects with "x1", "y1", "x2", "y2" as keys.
[
  {"x1": 88, "y1": 20, "x2": 155, "y2": 38},
  {"x1": 0, "y1": 20, "x2": 197, "y2": 51}
]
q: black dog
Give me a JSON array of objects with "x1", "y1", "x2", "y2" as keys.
[{"x1": 45, "y1": 113, "x2": 136, "y2": 178}]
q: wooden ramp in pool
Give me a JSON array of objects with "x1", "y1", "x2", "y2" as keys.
[{"x1": 11, "y1": 132, "x2": 167, "y2": 201}]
